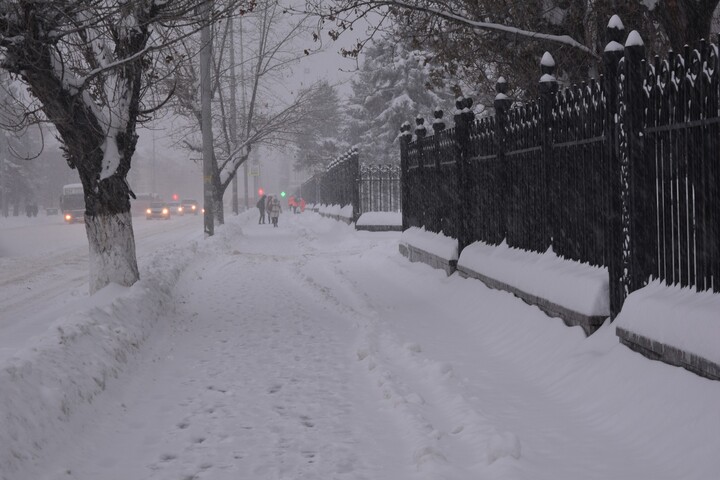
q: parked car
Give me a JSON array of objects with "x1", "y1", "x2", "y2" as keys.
[
  {"x1": 181, "y1": 199, "x2": 199, "y2": 215},
  {"x1": 167, "y1": 201, "x2": 184, "y2": 216},
  {"x1": 146, "y1": 202, "x2": 170, "y2": 220}
]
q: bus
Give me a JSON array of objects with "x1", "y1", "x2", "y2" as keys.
[{"x1": 60, "y1": 183, "x2": 85, "y2": 223}]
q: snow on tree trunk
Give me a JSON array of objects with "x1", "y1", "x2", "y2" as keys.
[{"x1": 85, "y1": 210, "x2": 139, "y2": 294}]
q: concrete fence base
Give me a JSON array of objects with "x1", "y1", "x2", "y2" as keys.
[
  {"x1": 399, "y1": 243, "x2": 457, "y2": 276},
  {"x1": 616, "y1": 327, "x2": 720, "y2": 381},
  {"x1": 457, "y1": 265, "x2": 607, "y2": 336}
]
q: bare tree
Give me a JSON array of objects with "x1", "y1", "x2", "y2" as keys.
[
  {"x1": 171, "y1": 0, "x2": 327, "y2": 224},
  {"x1": 303, "y1": 0, "x2": 719, "y2": 99},
  {"x1": 0, "y1": 0, "x2": 246, "y2": 292}
]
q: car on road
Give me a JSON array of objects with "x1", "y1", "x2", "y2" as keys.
[
  {"x1": 167, "y1": 202, "x2": 184, "y2": 216},
  {"x1": 146, "y1": 202, "x2": 170, "y2": 220},
  {"x1": 181, "y1": 199, "x2": 199, "y2": 215}
]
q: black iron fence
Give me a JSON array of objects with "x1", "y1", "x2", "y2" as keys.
[
  {"x1": 298, "y1": 147, "x2": 402, "y2": 220},
  {"x1": 400, "y1": 17, "x2": 720, "y2": 317},
  {"x1": 359, "y1": 164, "x2": 401, "y2": 214},
  {"x1": 298, "y1": 174, "x2": 321, "y2": 205}
]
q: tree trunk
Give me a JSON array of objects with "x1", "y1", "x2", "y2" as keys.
[
  {"x1": 657, "y1": 0, "x2": 720, "y2": 51},
  {"x1": 213, "y1": 176, "x2": 225, "y2": 225},
  {"x1": 86, "y1": 210, "x2": 139, "y2": 293},
  {"x1": 81, "y1": 172, "x2": 140, "y2": 294}
]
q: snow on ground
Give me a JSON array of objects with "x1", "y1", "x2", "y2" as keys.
[{"x1": 2, "y1": 210, "x2": 720, "y2": 480}]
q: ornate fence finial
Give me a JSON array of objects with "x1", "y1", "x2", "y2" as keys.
[
  {"x1": 432, "y1": 107, "x2": 446, "y2": 133},
  {"x1": 415, "y1": 115, "x2": 427, "y2": 139},
  {"x1": 461, "y1": 96, "x2": 475, "y2": 122},
  {"x1": 607, "y1": 15, "x2": 625, "y2": 44},
  {"x1": 540, "y1": 54, "x2": 555, "y2": 75},
  {"x1": 494, "y1": 78, "x2": 511, "y2": 111},
  {"x1": 399, "y1": 121, "x2": 412, "y2": 140},
  {"x1": 539, "y1": 54, "x2": 558, "y2": 95},
  {"x1": 453, "y1": 96, "x2": 465, "y2": 125},
  {"x1": 604, "y1": 15, "x2": 625, "y2": 74}
]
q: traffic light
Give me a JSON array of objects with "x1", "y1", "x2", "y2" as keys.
[
  {"x1": 172, "y1": 193, "x2": 179, "y2": 201},
  {"x1": 258, "y1": 187, "x2": 264, "y2": 196},
  {"x1": 280, "y1": 191, "x2": 286, "y2": 198}
]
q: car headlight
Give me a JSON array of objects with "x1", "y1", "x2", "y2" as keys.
[
  {"x1": 178, "y1": 207, "x2": 183, "y2": 212},
  {"x1": 162, "y1": 208, "x2": 168, "y2": 214},
  {"x1": 146, "y1": 208, "x2": 152, "y2": 214},
  {"x1": 65, "y1": 214, "x2": 72, "y2": 221},
  {"x1": 191, "y1": 205, "x2": 196, "y2": 210}
]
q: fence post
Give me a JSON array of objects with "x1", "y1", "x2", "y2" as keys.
[
  {"x1": 539, "y1": 53, "x2": 558, "y2": 250},
  {"x1": 623, "y1": 31, "x2": 656, "y2": 294},
  {"x1": 604, "y1": 15, "x2": 625, "y2": 318},
  {"x1": 415, "y1": 116, "x2": 428, "y2": 229},
  {"x1": 351, "y1": 147, "x2": 360, "y2": 223},
  {"x1": 494, "y1": 80, "x2": 512, "y2": 243},
  {"x1": 432, "y1": 108, "x2": 446, "y2": 232},
  {"x1": 399, "y1": 121, "x2": 412, "y2": 231},
  {"x1": 455, "y1": 96, "x2": 475, "y2": 252}
]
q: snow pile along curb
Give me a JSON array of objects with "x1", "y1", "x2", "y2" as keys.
[{"x1": 0, "y1": 239, "x2": 199, "y2": 477}]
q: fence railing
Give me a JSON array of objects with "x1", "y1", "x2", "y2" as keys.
[
  {"x1": 298, "y1": 148, "x2": 401, "y2": 220},
  {"x1": 400, "y1": 16, "x2": 720, "y2": 317},
  {"x1": 359, "y1": 164, "x2": 401, "y2": 214}
]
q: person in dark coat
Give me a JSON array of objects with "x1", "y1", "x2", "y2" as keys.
[{"x1": 256, "y1": 194, "x2": 267, "y2": 224}]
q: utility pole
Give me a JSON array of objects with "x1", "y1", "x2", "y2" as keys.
[
  {"x1": 200, "y1": 0, "x2": 214, "y2": 236},
  {"x1": 228, "y1": 14, "x2": 239, "y2": 215},
  {"x1": 239, "y1": 16, "x2": 249, "y2": 209}
]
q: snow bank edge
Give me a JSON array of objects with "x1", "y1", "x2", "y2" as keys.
[{"x1": 0, "y1": 241, "x2": 198, "y2": 476}]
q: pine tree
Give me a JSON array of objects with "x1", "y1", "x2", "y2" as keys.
[
  {"x1": 345, "y1": 38, "x2": 454, "y2": 165},
  {"x1": 293, "y1": 81, "x2": 347, "y2": 173}
]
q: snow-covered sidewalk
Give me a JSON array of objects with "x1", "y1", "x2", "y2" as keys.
[{"x1": 5, "y1": 210, "x2": 720, "y2": 480}]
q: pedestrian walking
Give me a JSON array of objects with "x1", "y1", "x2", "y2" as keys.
[
  {"x1": 256, "y1": 194, "x2": 267, "y2": 224},
  {"x1": 265, "y1": 194, "x2": 272, "y2": 220},
  {"x1": 268, "y1": 195, "x2": 282, "y2": 227}
]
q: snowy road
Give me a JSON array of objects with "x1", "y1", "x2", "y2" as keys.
[{"x1": 5, "y1": 211, "x2": 720, "y2": 480}]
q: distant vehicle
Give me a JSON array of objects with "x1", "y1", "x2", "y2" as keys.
[
  {"x1": 60, "y1": 183, "x2": 85, "y2": 224},
  {"x1": 167, "y1": 201, "x2": 184, "y2": 216},
  {"x1": 132, "y1": 192, "x2": 161, "y2": 217},
  {"x1": 146, "y1": 202, "x2": 170, "y2": 220},
  {"x1": 181, "y1": 199, "x2": 199, "y2": 215}
]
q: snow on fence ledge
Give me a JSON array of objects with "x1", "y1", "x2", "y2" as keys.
[
  {"x1": 614, "y1": 281, "x2": 720, "y2": 381},
  {"x1": 399, "y1": 227, "x2": 458, "y2": 276},
  {"x1": 456, "y1": 241, "x2": 610, "y2": 336},
  {"x1": 356, "y1": 211, "x2": 402, "y2": 232},
  {"x1": 317, "y1": 203, "x2": 354, "y2": 224},
  {"x1": 399, "y1": 227, "x2": 720, "y2": 378},
  {"x1": 399, "y1": 227, "x2": 609, "y2": 335}
]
